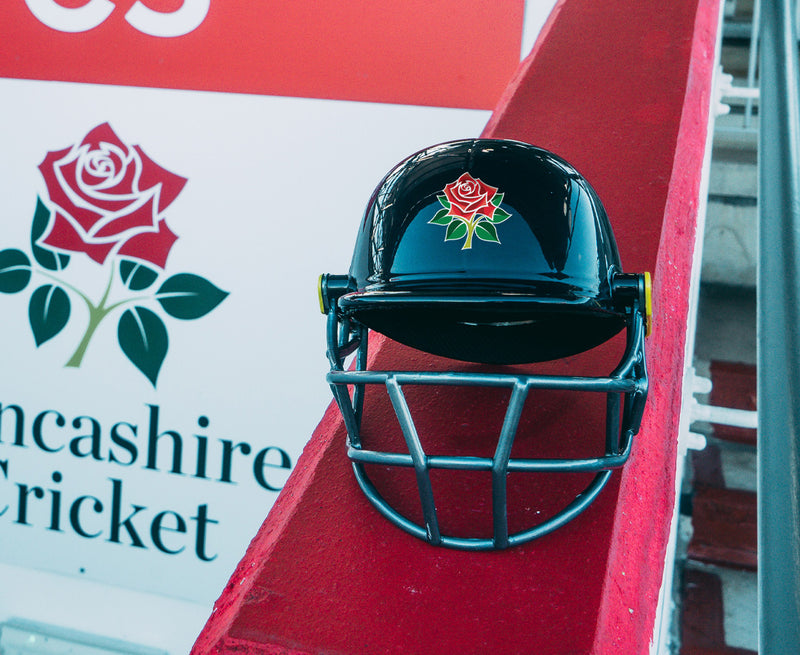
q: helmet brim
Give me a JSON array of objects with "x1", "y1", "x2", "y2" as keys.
[{"x1": 339, "y1": 289, "x2": 626, "y2": 364}]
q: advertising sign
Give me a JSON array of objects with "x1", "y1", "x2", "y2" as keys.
[
  {"x1": 2, "y1": 0, "x2": 524, "y2": 108},
  {"x1": 0, "y1": 80, "x2": 498, "y2": 603},
  {"x1": 0, "y1": 1, "x2": 553, "y2": 651}
]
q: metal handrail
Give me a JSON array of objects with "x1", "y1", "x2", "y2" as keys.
[{"x1": 758, "y1": 0, "x2": 800, "y2": 651}]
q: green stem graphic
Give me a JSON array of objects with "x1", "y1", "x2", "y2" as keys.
[
  {"x1": 64, "y1": 265, "x2": 134, "y2": 368},
  {"x1": 462, "y1": 217, "x2": 479, "y2": 250},
  {"x1": 65, "y1": 303, "x2": 110, "y2": 367}
]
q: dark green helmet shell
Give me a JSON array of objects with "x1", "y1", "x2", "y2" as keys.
[{"x1": 339, "y1": 139, "x2": 626, "y2": 363}]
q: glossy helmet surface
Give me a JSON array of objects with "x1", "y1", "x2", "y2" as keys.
[
  {"x1": 320, "y1": 139, "x2": 650, "y2": 550},
  {"x1": 341, "y1": 138, "x2": 631, "y2": 363}
]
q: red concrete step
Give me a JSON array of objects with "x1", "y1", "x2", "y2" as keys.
[
  {"x1": 687, "y1": 486, "x2": 757, "y2": 570},
  {"x1": 708, "y1": 361, "x2": 757, "y2": 446},
  {"x1": 681, "y1": 567, "x2": 757, "y2": 655},
  {"x1": 691, "y1": 442, "x2": 725, "y2": 488}
]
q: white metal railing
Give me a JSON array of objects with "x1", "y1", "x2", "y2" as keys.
[
  {"x1": 717, "y1": 0, "x2": 761, "y2": 133},
  {"x1": 689, "y1": 372, "x2": 757, "y2": 431}
]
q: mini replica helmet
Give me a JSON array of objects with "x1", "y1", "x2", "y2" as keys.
[{"x1": 320, "y1": 139, "x2": 650, "y2": 550}]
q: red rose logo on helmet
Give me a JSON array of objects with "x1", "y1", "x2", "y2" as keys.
[
  {"x1": 0, "y1": 123, "x2": 228, "y2": 386},
  {"x1": 429, "y1": 172, "x2": 511, "y2": 249}
]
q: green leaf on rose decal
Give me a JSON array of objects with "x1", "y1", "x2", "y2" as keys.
[
  {"x1": 0, "y1": 249, "x2": 32, "y2": 293},
  {"x1": 488, "y1": 206, "x2": 511, "y2": 224},
  {"x1": 474, "y1": 222, "x2": 500, "y2": 244},
  {"x1": 118, "y1": 306, "x2": 168, "y2": 386},
  {"x1": 120, "y1": 260, "x2": 158, "y2": 291},
  {"x1": 31, "y1": 197, "x2": 70, "y2": 271},
  {"x1": 428, "y1": 208, "x2": 452, "y2": 225},
  {"x1": 444, "y1": 220, "x2": 468, "y2": 242},
  {"x1": 156, "y1": 273, "x2": 228, "y2": 320},
  {"x1": 29, "y1": 284, "x2": 71, "y2": 346}
]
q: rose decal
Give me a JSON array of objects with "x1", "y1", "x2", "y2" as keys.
[
  {"x1": 38, "y1": 122, "x2": 184, "y2": 268},
  {"x1": 0, "y1": 123, "x2": 228, "y2": 386},
  {"x1": 428, "y1": 172, "x2": 511, "y2": 249}
]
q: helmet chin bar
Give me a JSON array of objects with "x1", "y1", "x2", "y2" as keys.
[{"x1": 325, "y1": 302, "x2": 649, "y2": 551}]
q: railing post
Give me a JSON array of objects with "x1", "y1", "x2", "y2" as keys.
[
  {"x1": 758, "y1": 0, "x2": 800, "y2": 652},
  {"x1": 745, "y1": 0, "x2": 761, "y2": 128}
]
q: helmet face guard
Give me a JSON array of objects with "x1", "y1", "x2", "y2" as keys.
[{"x1": 320, "y1": 139, "x2": 650, "y2": 550}]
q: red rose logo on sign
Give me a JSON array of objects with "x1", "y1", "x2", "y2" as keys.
[
  {"x1": 0, "y1": 123, "x2": 227, "y2": 385},
  {"x1": 38, "y1": 122, "x2": 183, "y2": 268}
]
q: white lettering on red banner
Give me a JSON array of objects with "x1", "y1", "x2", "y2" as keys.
[
  {"x1": 25, "y1": 0, "x2": 210, "y2": 37},
  {"x1": 2, "y1": 1, "x2": 524, "y2": 108}
]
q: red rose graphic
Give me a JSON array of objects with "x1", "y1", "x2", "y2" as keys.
[
  {"x1": 443, "y1": 173, "x2": 498, "y2": 221},
  {"x1": 37, "y1": 122, "x2": 186, "y2": 268}
]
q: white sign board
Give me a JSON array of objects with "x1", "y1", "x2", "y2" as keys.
[
  {"x1": 0, "y1": 1, "x2": 557, "y2": 651},
  {"x1": 0, "y1": 79, "x2": 494, "y2": 600}
]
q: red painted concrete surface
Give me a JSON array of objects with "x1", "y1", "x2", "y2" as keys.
[
  {"x1": 0, "y1": 1, "x2": 524, "y2": 109},
  {"x1": 192, "y1": 0, "x2": 721, "y2": 653}
]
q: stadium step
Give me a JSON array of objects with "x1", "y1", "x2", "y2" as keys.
[
  {"x1": 681, "y1": 359, "x2": 757, "y2": 653},
  {"x1": 687, "y1": 486, "x2": 756, "y2": 571},
  {"x1": 681, "y1": 567, "x2": 757, "y2": 655}
]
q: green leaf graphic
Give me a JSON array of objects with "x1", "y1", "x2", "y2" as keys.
[
  {"x1": 29, "y1": 284, "x2": 70, "y2": 346},
  {"x1": 118, "y1": 307, "x2": 168, "y2": 386},
  {"x1": 437, "y1": 194, "x2": 450, "y2": 208},
  {"x1": 0, "y1": 249, "x2": 32, "y2": 293},
  {"x1": 156, "y1": 273, "x2": 228, "y2": 320},
  {"x1": 31, "y1": 197, "x2": 70, "y2": 271},
  {"x1": 488, "y1": 207, "x2": 511, "y2": 223},
  {"x1": 120, "y1": 260, "x2": 158, "y2": 291},
  {"x1": 475, "y1": 222, "x2": 500, "y2": 244},
  {"x1": 428, "y1": 208, "x2": 452, "y2": 225},
  {"x1": 445, "y1": 220, "x2": 468, "y2": 241},
  {"x1": 491, "y1": 192, "x2": 504, "y2": 206}
]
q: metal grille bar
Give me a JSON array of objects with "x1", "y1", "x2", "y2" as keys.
[{"x1": 758, "y1": 0, "x2": 800, "y2": 650}]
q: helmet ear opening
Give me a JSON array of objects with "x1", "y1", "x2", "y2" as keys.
[
  {"x1": 318, "y1": 273, "x2": 354, "y2": 315},
  {"x1": 610, "y1": 271, "x2": 653, "y2": 337}
]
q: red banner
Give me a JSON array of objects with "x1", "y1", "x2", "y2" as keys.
[{"x1": 1, "y1": 0, "x2": 524, "y2": 108}]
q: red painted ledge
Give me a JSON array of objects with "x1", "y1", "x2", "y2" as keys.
[{"x1": 192, "y1": 1, "x2": 720, "y2": 653}]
